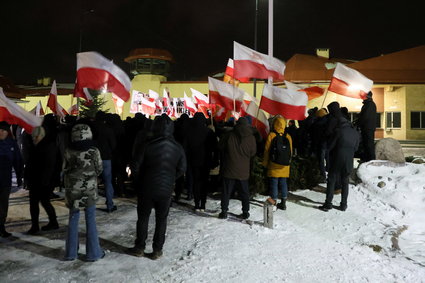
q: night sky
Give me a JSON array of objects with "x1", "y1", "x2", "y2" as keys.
[{"x1": 1, "y1": 0, "x2": 424, "y2": 84}]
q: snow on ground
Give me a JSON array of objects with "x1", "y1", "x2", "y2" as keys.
[{"x1": 1, "y1": 161, "x2": 425, "y2": 282}]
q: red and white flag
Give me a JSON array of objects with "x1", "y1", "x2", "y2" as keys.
[
  {"x1": 208, "y1": 77, "x2": 244, "y2": 112},
  {"x1": 184, "y1": 92, "x2": 197, "y2": 115},
  {"x1": 328, "y1": 63, "x2": 373, "y2": 100},
  {"x1": 140, "y1": 96, "x2": 156, "y2": 116},
  {"x1": 285, "y1": 81, "x2": 325, "y2": 101},
  {"x1": 162, "y1": 89, "x2": 173, "y2": 116},
  {"x1": 233, "y1": 42, "x2": 285, "y2": 81},
  {"x1": 163, "y1": 89, "x2": 170, "y2": 107},
  {"x1": 47, "y1": 80, "x2": 68, "y2": 118},
  {"x1": 212, "y1": 104, "x2": 228, "y2": 122},
  {"x1": 74, "y1": 51, "x2": 131, "y2": 102},
  {"x1": 225, "y1": 58, "x2": 250, "y2": 83},
  {"x1": 260, "y1": 84, "x2": 308, "y2": 120},
  {"x1": 155, "y1": 98, "x2": 163, "y2": 113},
  {"x1": 112, "y1": 94, "x2": 125, "y2": 116},
  {"x1": 30, "y1": 101, "x2": 45, "y2": 117},
  {"x1": 190, "y1": 88, "x2": 209, "y2": 106},
  {"x1": 0, "y1": 88, "x2": 42, "y2": 133},
  {"x1": 242, "y1": 101, "x2": 270, "y2": 140},
  {"x1": 148, "y1": 89, "x2": 159, "y2": 100},
  {"x1": 68, "y1": 104, "x2": 79, "y2": 116}
]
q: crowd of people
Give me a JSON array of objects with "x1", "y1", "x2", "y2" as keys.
[{"x1": 0, "y1": 91, "x2": 376, "y2": 261}]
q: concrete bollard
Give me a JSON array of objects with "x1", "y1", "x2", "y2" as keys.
[{"x1": 263, "y1": 198, "x2": 276, "y2": 229}]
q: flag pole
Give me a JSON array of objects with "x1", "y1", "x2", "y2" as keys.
[{"x1": 320, "y1": 88, "x2": 329, "y2": 109}]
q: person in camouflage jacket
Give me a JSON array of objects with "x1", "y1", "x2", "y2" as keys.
[{"x1": 63, "y1": 123, "x2": 104, "y2": 261}]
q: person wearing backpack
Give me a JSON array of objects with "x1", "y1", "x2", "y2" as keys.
[{"x1": 263, "y1": 116, "x2": 293, "y2": 210}]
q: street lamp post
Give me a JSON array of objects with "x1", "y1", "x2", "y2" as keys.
[{"x1": 253, "y1": 0, "x2": 259, "y2": 98}]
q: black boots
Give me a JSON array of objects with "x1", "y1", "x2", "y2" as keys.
[
  {"x1": 0, "y1": 225, "x2": 11, "y2": 238},
  {"x1": 277, "y1": 199, "x2": 287, "y2": 210},
  {"x1": 41, "y1": 220, "x2": 59, "y2": 231}
]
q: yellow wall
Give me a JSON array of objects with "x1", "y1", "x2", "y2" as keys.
[
  {"x1": 405, "y1": 85, "x2": 425, "y2": 140},
  {"x1": 383, "y1": 86, "x2": 406, "y2": 140}
]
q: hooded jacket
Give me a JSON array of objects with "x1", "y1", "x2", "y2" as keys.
[
  {"x1": 63, "y1": 124, "x2": 103, "y2": 209},
  {"x1": 132, "y1": 115, "x2": 186, "y2": 198},
  {"x1": 262, "y1": 116, "x2": 292, "y2": 178},
  {"x1": 219, "y1": 117, "x2": 257, "y2": 180}
]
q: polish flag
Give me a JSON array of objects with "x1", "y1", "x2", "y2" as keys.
[
  {"x1": 243, "y1": 91, "x2": 257, "y2": 106},
  {"x1": 242, "y1": 101, "x2": 270, "y2": 140},
  {"x1": 190, "y1": 88, "x2": 209, "y2": 106},
  {"x1": 0, "y1": 88, "x2": 42, "y2": 134},
  {"x1": 233, "y1": 42, "x2": 285, "y2": 81},
  {"x1": 30, "y1": 101, "x2": 45, "y2": 117},
  {"x1": 74, "y1": 51, "x2": 131, "y2": 102},
  {"x1": 212, "y1": 104, "x2": 228, "y2": 122},
  {"x1": 149, "y1": 89, "x2": 159, "y2": 100},
  {"x1": 68, "y1": 104, "x2": 79, "y2": 116},
  {"x1": 155, "y1": 98, "x2": 163, "y2": 113},
  {"x1": 208, "y1": 77, "x2": 244, "y2": 112},
  {"x1": 260, "y1": 84, "x2": 308, "y2": 120},
  {"x1": 328, "y1": 63, "x2": 373, "y2": 100},
  {"x1": 140, "y1": 96, "x2": 156, "y2": 116},
  {"x1": 47, "y1": 80, "x2": 68, "y2": 118},
  {"x1": 184, "y1": 92, "x2": 197, "y2": 115},
  {"x1": 225, "y1": 58, "x2": 250, "y2": 83},
  {"x1": 285, "y1": 81, "x2": 325, "y2": 101},
  {"x1": 112, "y1": 94, "x2": 125, "y2": 116},
  {"x1": 162, "y1": 89, "x2": 173, "y2": 116},
  {"x1": 162, "y1": 89, "x2": 170, "y2": 107}
]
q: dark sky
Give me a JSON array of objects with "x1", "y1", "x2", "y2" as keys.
[{"x1": 1, "y1": 0, "x2": 424, "y2": 84}]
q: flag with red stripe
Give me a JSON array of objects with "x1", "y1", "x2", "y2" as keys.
[
  {"x1": 0, "y1": 88, "x2": 42, "y2": 133},
  {"x1": 47, "y1": 80, "x2": 68, "y2": 118},
  {"x1": 260, "y1": 84, "x2": 308, "y2": 120},
  {"x1": 208, "y1": 77, "x2": 244, "y2": 112},
  {"x1": 233, "y1": 42, "x2": 285, "y2": 81},
  {"x1": 74, "y1": 51, "x2": 131, "y2": 102},
  {"x1": 328, "y1": 63, "x2": 373, "y2": 100}
]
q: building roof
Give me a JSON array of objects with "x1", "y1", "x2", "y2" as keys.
[
  {"x1": 347, "y1": 45, "x2": 425, "y2": 84},
  {"x1": 0, "y1": 75, "x2": 25, "y2": 99},
  {"x1": 124, "y1": 48, "x2": 174, "y2": 63},
  {"x1": 284, "y1": 45, "x2": 425, "y2": 84},
  {"x1": 283, "y1": 54, "x2": 355, "y2": 83}
]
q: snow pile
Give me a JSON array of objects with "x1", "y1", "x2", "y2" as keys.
[{"x1": 356, "y1": 160, "x2": 425, "y2": 265}]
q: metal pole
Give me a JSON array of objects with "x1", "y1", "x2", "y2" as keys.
[
  {"x1": 268, "y1": 0, "x2": 273, "y2": 86},
  {"x1": 253, "y1": 0, "x2": 259, "y2": 98}
]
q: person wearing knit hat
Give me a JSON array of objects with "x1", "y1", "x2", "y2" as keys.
[
  {"x1": 315, "y1": 108, "x2": 328, "y2": 118},
  {"x1": 0, "y1": 121, "x2": 23, "y2": 237}
]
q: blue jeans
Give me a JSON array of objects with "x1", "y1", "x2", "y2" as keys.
[
  {"x1": 269, "y1": 177, "x2": 288, "y2": 200},
  {"x1": 64, "y1": 205, "x2": 103, "y2": 261},
  {"x1": 102, "y1": 160, "x2": 115, "y2": 210}
]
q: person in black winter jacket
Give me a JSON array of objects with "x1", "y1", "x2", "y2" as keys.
[
  {"x1": 25, "y1": 125, "x2": 61, "y2": 234},
  {"x1": 173, "y1": 113, "x2": 193, "y2": 201},
  {"x1": 94, "y1": 111, "x2": 117, "y2": 212},
  {"x1": 0, "y1": 122, "x2": 23, "y2": 237},
  {"x1": 185, "y1": 113, "x2": 218, "y2": 211},
  {"x1": 320, "y1": 117, "x2": 359, "y2": 212},
  {"x1": 128, "y1": 115, "x2": 186, "y2": 260},
  {"x1": 356, "y1": 91, "x2": 377, "y2": 162}
]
